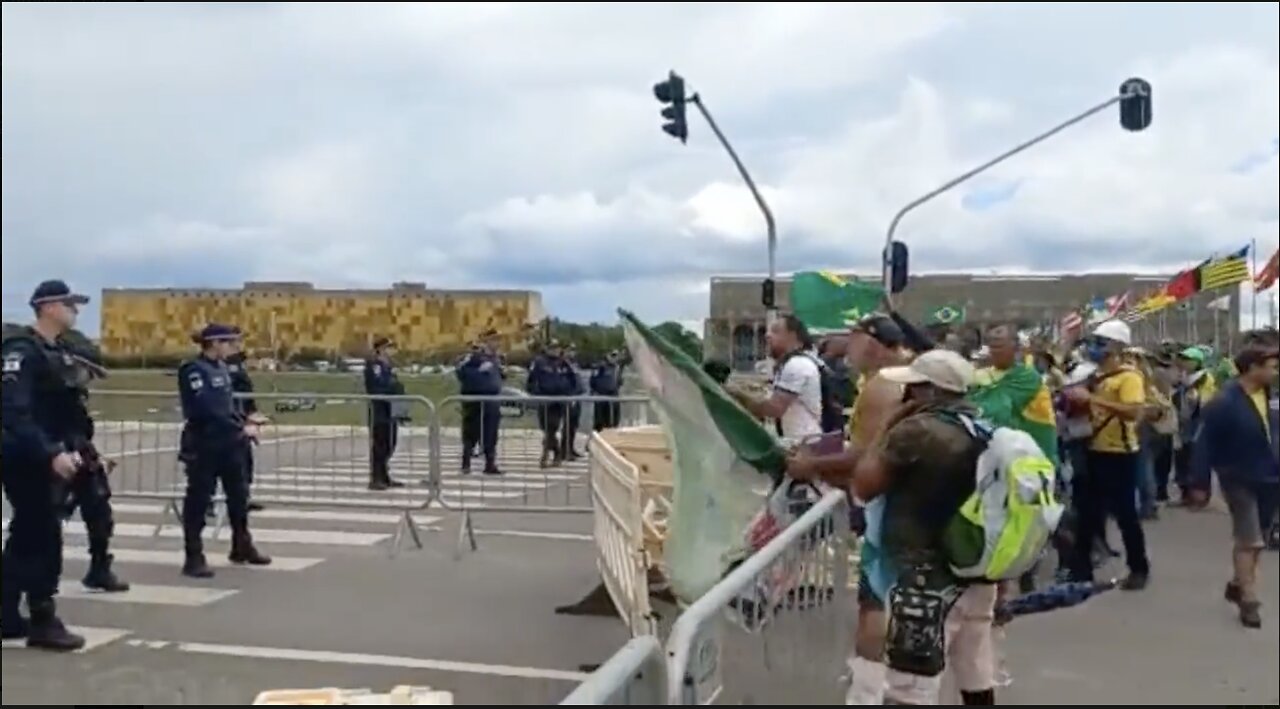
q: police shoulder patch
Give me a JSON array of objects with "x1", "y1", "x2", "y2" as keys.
[
  {"x1": 187, "y1": 370, "x2": 204, "y2": 390},
  {"x1": 3, "y1": 352, "x2": 22, "y2": 373}
]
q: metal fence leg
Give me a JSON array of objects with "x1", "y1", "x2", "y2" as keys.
[
  {"x1": 390, "y1": 510, "x2": 424, "y2": 559},
  {"x1": 159, "y1": 498, "x2": 183, "y2": 537},
  {"x1": 454, "y1": 511, "x2": 477, "y2": 560}
]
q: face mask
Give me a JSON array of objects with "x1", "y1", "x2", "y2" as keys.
[{"x1": 1084, "y1": 342, "x2": 1109, "y2": 363}]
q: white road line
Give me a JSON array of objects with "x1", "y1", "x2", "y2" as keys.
[
  {"x1": 2, "y1": 626, "x2": 131, "y2": 653},
  {"x1": 131, "y1": 638, "x2": 590, "y2": 682},
  {"x1": 474, "y1": 530, "x2": 593, "y2": 542},
  {"x1": 76, "y1": 523, "x2": 388, "y2": 547},
  {"x1": 108, "y1": 502, "x2": 438, "y2": 526},
  {"x1": 60, "y1": 583, "x2": 238, "y2": 607},
  {"x1": 253, "y1": 474, "x2": 578, "y2": 489},
  {"x1": 64, "y1": 547, "x2": 324, "y2": 572},
  {"x1": 233, "y1": 483, "x2": 523, "y2": 501}
]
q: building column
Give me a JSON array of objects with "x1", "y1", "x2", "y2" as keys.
[{"x1": 727, "y1": 314, "x2": 737, "y2": 368}]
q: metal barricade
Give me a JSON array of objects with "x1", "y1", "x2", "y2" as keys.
[
  {"x1": 430, "y1": 394, "x2": 652, "y2": 555},
  {"x1": 588, "y1": 430, "x2": 657, "y2": 637},
  {"x1": 85, "y1": 389, "x2": 437, "y2": 553},
  {"x1": 664, "y1": 490, "x2": 853, "y2": 704},
  {"x1": 560, "y1": 636, "x2": 667, "y2": 705}
]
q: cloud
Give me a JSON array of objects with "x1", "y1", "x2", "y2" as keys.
[{"x1": 2, "y1": 2, "x2": 1278, "y2": 336}]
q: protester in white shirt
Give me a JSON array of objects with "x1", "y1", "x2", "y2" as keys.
[{"x1": 732, "y1": 314, "x2": 824, "y2": 443}]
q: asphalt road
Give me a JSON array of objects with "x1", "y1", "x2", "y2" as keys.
[{"x1": 4, "y1": 426, "x2": 1278, "y2": 705}]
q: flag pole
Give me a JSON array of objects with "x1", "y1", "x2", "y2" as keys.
[{"x1": 1251, "y1": 238, "x2": 1258, "y2": 330}]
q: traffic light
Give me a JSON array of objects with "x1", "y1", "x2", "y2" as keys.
[
  {"x1": 1119, "y1": 77, "x2": 1152, "y2": 132},
  {"x1": 761, "y1": 278, "x2": 775, "y2": 309},
  {"x1": 885, "y1": 241, "x2": 910, "y2": 294},
  {"x1": 653, "y1": 70, "x2": 688, "y2": 143}
]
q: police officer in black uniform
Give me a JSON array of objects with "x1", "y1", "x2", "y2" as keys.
[
  {"x1": 61, "y1": 334, "x2": 131, "y2": 595},
  {"x1": 178, "y1": 324, "x2": 272, "y2": 579},
  {"x1": 589, "y1": 350, "x2": 625, "y2": 432},
  {"x1": 225, "y1": 332, "x2": 267, "y2": 512},
  {"x1": 364, "y1": 336, "x2": 406, "y2": 490},
  {"x1": 528, "y1": 340, "x2": 572, "y2": 468},
  {"x1": 1, "y1": 280, "x2": 94, "y2": 650},
  {"x1": 562, "y1": 345, "x2": 585, "y2": 460},
  {"x1": 456, "y1": 329, "x2": 505, "y2": 475}
]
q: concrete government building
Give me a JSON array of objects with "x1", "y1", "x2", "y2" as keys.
[
  {"x1": 705, "y1": 272, "x2": 1240, "y2": 371},
  {"x1": 100, "y1": 281, "x2": 544, "y2": 358}
]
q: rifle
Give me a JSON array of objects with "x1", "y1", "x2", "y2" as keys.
[{"x1": 53, "y1": 437, "x2": 116, "y2": 518}]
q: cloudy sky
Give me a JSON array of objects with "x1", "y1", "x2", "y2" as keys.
[{"x1": 3, "y1": 2, "x2": 1278, "y2": 335}]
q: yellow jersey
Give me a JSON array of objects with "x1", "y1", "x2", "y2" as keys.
[{"x1": 1090, "y1": 365, "x2": 1146, "y2": 454}]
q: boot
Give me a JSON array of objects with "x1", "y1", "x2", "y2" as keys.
[
  {"x1": 368, "y1": 478, "x2": 390, "y2": 491},
  {"x1": 1, "y1": 583, "x2": 27, "y2": 639},
  {"x1": 25, "y1": 601, "x2": 85, "y2": 652},
  {"x1": 385, "y1": 478, "x2": 406, "y2": 488},
  {"x1": 247, "y1": 499, "x2": 265, "y2": 512},
  {"x1": 483, "y1": 459, "x2": 503, "y2": 476},
  {"x1": 229, "y1": 532, "x2": 272, "y2": 566},
  {"x1": 83, "y1": 554, "x2": 131, "y2": 593},
  {"x1": 962, "y1": 689, "x2": 997, "y2": 705},
  {"x1": 539, "y1": 450, "x2": 551, "y2": 469},
  {"x1": 182, "y1": 551, "x2": 215, "y2": 579}
]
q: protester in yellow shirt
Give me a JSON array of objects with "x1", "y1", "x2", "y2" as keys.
[{"x1": 1063, "y1": 320, "x2": 1151, "y2": 590}]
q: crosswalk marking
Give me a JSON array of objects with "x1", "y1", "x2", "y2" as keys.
[
  {"x1": 64, "y1": 546, "x2": 324, "y2": 572},
  {"x1": 60, "y1": 583, "x2": 238, "y2": 607},
  {"x1": 109, "y1": 502, "x2": 430, "y2": 526},
  {"x1": 63, "y1": 522, "x2": 391, "y2": 547},
  {"x1": 253, "y1": 473, "x2": 583, "y2": 489},
  {"x1": 1, "y1": 626, "x2": 131, "y2": 653}
]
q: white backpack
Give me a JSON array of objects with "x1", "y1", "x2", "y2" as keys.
[{"x1": 943, "y1": 414, "x2": 1065, "y2": 582}]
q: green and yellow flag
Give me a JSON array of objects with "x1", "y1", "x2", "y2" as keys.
[
  {"x1": 927, "y1": 304, "x2": 967, "y2": 326},
  {"x1": 968, "y1": 363, "x2": 1059, "y2": 466},
  {"x1": 790, "y1": 271, "x2": 884, "y2": 334}
]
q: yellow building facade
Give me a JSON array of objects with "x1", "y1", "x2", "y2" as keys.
[{"x1": 99, "y1": 281, "x2": 545, "y2": 358}]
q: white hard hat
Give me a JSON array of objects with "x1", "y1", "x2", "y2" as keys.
[
  {"x1": 1091, "y1": 319, "x2": 1132, "y2": 346},
  {"x1": 880, "y1": 349, "x2": 976, "y2": 394}
]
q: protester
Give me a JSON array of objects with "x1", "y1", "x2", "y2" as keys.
[
  {"x1": 1065, "y1": 320, "x2": 1151, "y2": 591},
  {"x1": 1191, "y1": 345, "x2": 1279, "y2": 629},
  {"x1": 1172, "y1": 346, "x2": 1216, "y2": 507},
  {"x1": 729, "y1": 314, "x2": 823, "y2": 443}
]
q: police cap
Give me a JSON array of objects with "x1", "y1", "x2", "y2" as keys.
[
  {"x1": 192, "y1": 323, "x2": 241, "y2": 344},
  {"x1": 373, "y1": 336, "x2": 395, "y2": 349},
  {"x1": 30, "y1": 279, "x2": 90, "y2": 307}
]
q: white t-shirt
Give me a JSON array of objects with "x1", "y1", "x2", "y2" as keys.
[{"x1": 772, "y1": 353, "x2": 824, "y2": 441}]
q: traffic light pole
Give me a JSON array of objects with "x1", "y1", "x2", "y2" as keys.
[
  {"x1": 880, "y1": 87, "x2": 1142, "y2": 305},
  {"x1": 690, "y1": 94, "x2": 779, "y2": 328}
]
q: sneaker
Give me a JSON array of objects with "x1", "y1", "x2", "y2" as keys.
[
  {"x1": 1239, "y1": 601, "x2": 1262, "y2": 629},
  {"x1": 1119, "y1": 573, "x2": 1149, "y2": 591},
  {"x1": 1225, "y1": 581, "x2": 1243, "y2": 604}
]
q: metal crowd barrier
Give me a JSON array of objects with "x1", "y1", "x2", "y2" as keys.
[
  {"x1": 557, "y1": 489, "x2": 853, "y2": 705},
  {"x1": 429, "y1": 394, "x2": 653, "y2": 556},
  {"x1": 664, "y1": 489, "x2": 853, "y2": 704},
  {"x1": 85, "y1": 389, "x2": 438, "y2": 553},
  {"x1": 587, "y1": 429, "x2": 658, "y2": 637},
  {"x1": 560, "y1": 636, "x2": 667, "y2": 705}
]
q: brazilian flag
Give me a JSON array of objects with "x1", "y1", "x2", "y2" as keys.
[
  {"x1": 790, "y1": 271, "x2": 885, "y2": 334},
  {"x1": 927, "y1": 305, "x2": 967, "y2": 326}
]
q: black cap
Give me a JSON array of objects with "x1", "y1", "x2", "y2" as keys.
[
  {"x1": 849, "y1": 312, "x2": 905, "y2": 348},
  {"x1": 373, "y1": 336, "x2": 394, "y2": 349},
  {"x1": 29, "y1": 280, "x2": 89, "y2": 307},
  {"x1": 192, "y1": 323, "x2": 240, "y2": 344}
]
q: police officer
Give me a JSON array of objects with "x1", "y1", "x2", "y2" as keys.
[
  {"x1": 60, "y1": 335, "x2": 130, "y2": 594},
  {"x1": 178, "y1": 324, "x2": 272, "y2": 579},
  {"x1": 226, "y1": 333, "x2": 267, "y2": 512},
  {"x1": 562, "y1": 345, "x2": 585, "y2": 460},
  {"x1": 528, "y1": 340, "x2": 572, "y2": 468},
  {"x1": 364, "y1": 336, "x2": 406, "y2": 490},
  {"x1": 589, "y1": 350, "x2": 625, "y2": 432},
  {"x1": 456, "y1": 329, "x2": 505, "y2": 475},
  {"x1": 1, "y1": 280, "x2": 93, "y2": 650}
]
